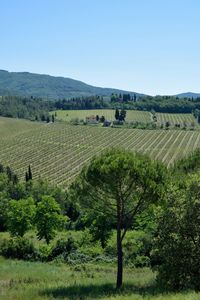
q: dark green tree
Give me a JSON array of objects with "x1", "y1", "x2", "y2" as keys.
[
  {"x1": 41, "y1": 114, "x2": 46, "y2": 122},
  {"x1": 119, "y1": 109, "x2": 126, "y2": 121},
  {"x1": 71, "y1": 149, "x2": 167, "y2": 288},
  {"x1": 6, "y1": 197, "x2": 36, "y2": 237},
  {"x1": 165, "y1": 121, "x2": 170, "y2": 129},
  {"x1": 28, "y1": 165, "x2": 32, "y2": 180},
  {"x1": 0, "y1": 164, "x2": 4, "y2": 173},
  {"x1": 6, "y1": 166, "x2": 13, "y2": 182},
  {"x1": 153, "y1": 175, "x2": 200, "y2": 290},
  {"x1": 100, "y1": 115, "x2": 105, "y2": 123},
  {"x1": 25, "y1": 171, "x2": 29, "y2": 182},
  {"x1": 35, "y1": 195, "x2": 67, "y2": 244},
  {"x1": 115, "y1": 109, "x2": 120, "y2": 120}
]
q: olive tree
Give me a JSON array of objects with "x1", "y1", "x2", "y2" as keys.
[{"x1": 71, "y1": 148, "x2": 167, "y2": 288}]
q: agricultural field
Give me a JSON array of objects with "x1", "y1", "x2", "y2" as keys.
[
  {"x1": 156, "y1": 112, "x2": 197, "y2": 127},
  {"x1": 1, "y1": 117, "x2": 200, "y2": 187},
  {"x1": 1, "y1": 257, "x2": 200, "y2": 300},
  {"x1": 54, "y1": 109, "x2": 152, "y2": 123}
]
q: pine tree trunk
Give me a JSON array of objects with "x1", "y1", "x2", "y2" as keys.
[
  {"x1": 115, "y1": 190, "x2": 124, "y2": 289},
  {"x1": 116, "y1": 214, "x2": 123, "y2": 289}
]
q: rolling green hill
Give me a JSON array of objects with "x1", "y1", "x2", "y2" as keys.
[
  {"x1": 0, "y1": 116, "x2": 200, "y2": 187},
  {"x1": 0, "y1": 70, "x2": 142, "y2": 100}
]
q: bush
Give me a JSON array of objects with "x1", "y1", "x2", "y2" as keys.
[
  {"x1": 134, "y1": 255, "x2": 150, "y2": 268},
  {"x1": 66, "y1": 250, "x2": 92, "y2": 265},
  {"x1": 36, "y1": 244, "x2": 52, "y2": 262},
  {"x1": 0, "y1": 237, "x2": 36, "y2": 260},
  {"x1": 50, "y1": 236, "x2": 77, "y2": 260}
]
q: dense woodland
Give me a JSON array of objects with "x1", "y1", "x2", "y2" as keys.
[
  {"x1": 1, "y1": 94, "x2": 200, "y2": 123},
  {"x1": 1, "y1": 149, "x2": 200, "y2": 290},
  {"x1": 55, "y1": 94, "x2": 200, "y2": 114},
  {"x1": 0, "y1": 95, "x2": 54, "y2": 121}
]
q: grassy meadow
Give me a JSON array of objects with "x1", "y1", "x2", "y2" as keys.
[{"x1": 0, "y1": 257, "x2": 200, "y2": 300}]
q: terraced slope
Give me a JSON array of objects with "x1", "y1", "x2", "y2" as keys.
[{"x1": 0, "y1": 117, "x2": 200, "y2": 187}]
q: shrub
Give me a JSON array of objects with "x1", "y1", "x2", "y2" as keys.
[
  {"x1": 0, "y1": 237, "x2": 36, "y2": 260},
  {"x1": 50, "y1": 236, "x2": 77, "y2": 260},
  {"x1": 37, "y1": 244, "x2": 52, "y2": 262},
  {"x1": 66, "y1": 250, "x2": 92, "y2": 265}
]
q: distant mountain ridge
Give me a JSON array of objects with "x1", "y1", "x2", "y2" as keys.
[
  {"x1": 0, "y1": 70, "x2": 143, "y2": 100},
  {"x1": 175, "y1": 92, "x2": 200, "y2": 98},
  {"x1": 0, "y1": 70, "x2": 199, "y2": 100}
]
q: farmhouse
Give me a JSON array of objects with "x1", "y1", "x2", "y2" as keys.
[{"x1": 86, "y1": 115, "x2": 98, "y2": 124}]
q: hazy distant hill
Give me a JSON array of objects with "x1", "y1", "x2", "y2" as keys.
[
  {"x1": 0, "y1": 70, "x2": 143, "y2": 100},
  {"x1": 176, "y1": 92, "x2": 200, "y2": 98}
]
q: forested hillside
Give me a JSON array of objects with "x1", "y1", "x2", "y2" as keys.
[{"x1": 0, "y1": 70, "x2": 142, "y2": 99}]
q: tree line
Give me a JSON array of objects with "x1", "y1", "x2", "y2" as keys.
[
  {"x1": 0, "y1": 95, "x2": 54, "y2": 121},
  {"x1": 1, "y1": 94, "x2": 200, "y2": 124}
]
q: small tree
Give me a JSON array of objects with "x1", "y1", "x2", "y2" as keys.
[
  {"x1": 165, "y1": 121, "x2": 170, "y2": 129},
  {"x1": 28, "y1": 165, "x2": 32, "y2": 180},
  {"x1": 25, "y1": 171, "x2": 29, "y2": 182},
  {"x1": 41, "y1": 114, "x2": 46, "y2": 122},
  {"x1": 119, "y1": 109, "x2": 126, "y2": 121},
  {"x1": 6, "y1": 166, "x2": 13, "y2": 182},
  {"x1": 25, "y1": 165, "x2": 32, "y2": 182},
  {"x1": 6, "y1": 197, "x2": 36, "y2": 237},
  {"x1": 71, "y1": 149, "x2": 167, "y2": 288},
  {"x1": 100, "y1": 115, "x2": 105, "y2": 123},
  {"x1": 115, "y1": 109, "x2": 120, "y2": 120},
  {"x1": 35, "y1": 195, "x2": 67, "y2": 244},
  {"x1": 153, "y1": 175, "x2": 200, "y2": 290},
  {"x1": 0, "y1": 164, "x2": 4, "y2": 173}
]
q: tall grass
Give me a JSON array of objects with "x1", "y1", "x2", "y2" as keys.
[{"x1": 0, "y1": 257, "x2": 199, "y2": 300}]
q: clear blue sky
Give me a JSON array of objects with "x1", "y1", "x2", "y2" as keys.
[{"x1": 0, "y1": 0, "x2": 200, "y2": 95}]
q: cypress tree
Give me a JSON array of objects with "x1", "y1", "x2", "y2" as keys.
[
  {"x1": 115, "y1": 109, "x2": 120, "y2": 120},
  {"x1": 25, "y1": 171, "x2": 29, "y2": 182},
  {"x1": 28, "y1": 165, "x2": 33, "y2": 180}
]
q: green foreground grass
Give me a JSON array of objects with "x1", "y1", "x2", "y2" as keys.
[{"x1": 0, "y1": 257, "x2": 199, "y2": 300}]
